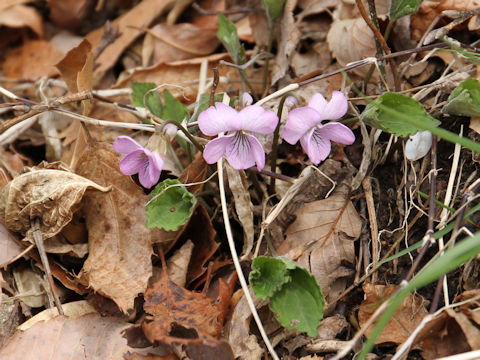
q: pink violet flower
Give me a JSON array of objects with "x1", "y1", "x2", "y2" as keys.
[
  {"x1": 198, "y1": 102, "x2": 278, "y2": 170},
  {"x1": 113, "y1": 135, "x2": 164, "y2": 188},
  {"x1": 281, "y1": 91, "x2": 355, "y2": 165}
]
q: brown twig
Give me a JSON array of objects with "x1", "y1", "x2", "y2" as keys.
[
  {"x1": 93, "y1": 21, "x2": 121, "y2": 60},
  {"x1": 355, "y1": 0, "x2": 400, "y2": 91},
  {"x1": 210, "y1": 68, "x2": 219, "y2": 106},
  {"x1": 192, "y1": 2, "x2": 262, "y2": 16},
  {"x1": 362, "y1": 177, "x2": 379, "y2": 282},
  {"x1": 31, "y1": 219, "x2": 64, "y2": 315}
]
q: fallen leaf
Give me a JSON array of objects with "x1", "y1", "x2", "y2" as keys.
[
  {"x1": 278, "y1": 185, "x2": 362, "y2": 302},
  {"x1": 225, "y1": 164, "x2": 254, "y2": 259},
  {"x1": 13, "y1": 265, "x2": 48, "y2": 308},
  {"x1": 48, "y1": 0, "x2": 91, "y2": 29},
  {"x1": 358, "y1": 282, "x2": 429, "y2": 346},
  {"x1": 2, "y1": 40, "x2": 63, "y2": 79},
  {"x1": 327, "y1": 18, "x2": 376, "y2": 78},
  {"x1": 0, "y1": 4, "x2": 43, "y2": 37},
  {"x1": 167, "y1": 239, "x2": 194, "y2": 287},
  {"x1": 143, "y1": 23, "x2": 219, "y2": 66},
  {"x1": 0, "y1": 222, "x2": 23, "y2": 267},
  {"x1": 177, "y1": 151, "x2": 208, "y2": 194},
  {"x1": 76, "y1": 143, "x2": 178, "y2": 312},
  {"x1": 43, "y1": 235, "x2": 88, "y2": 257},
  {"x1": 0, "y1": 168, "x2": 110, "y2": 241},
  {"x1": 0, "y1": 301, "x2": 167, "y2": 359},
  {"x1": 86, "y1": 0, "x2": 177, "y2": 80}
]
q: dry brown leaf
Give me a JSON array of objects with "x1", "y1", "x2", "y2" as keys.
[
  {"x1": 0, "y1": 222, "x2": 23, "y2": 267},
  {"x1": 0, "y1": 4, "x2": 43, "y2": 37},
  {"x1": 0, "y1": 168, "x2": 110, "y2": 241},
  {"x1": 358, "y1": 282, "x2": 429, "y2": 346},
  {"x1": 177, "y1": 151, "x2": 208, "y2": 194},
  {"x1": 411, "y1": 0, "x2": 480, "y2": 40},
  {"x1": 76, "y1": 143, "x2": 177, "y2": 312},
  {"x1": 86, "y1": 0, "x2": 177, "y2": 80},
  {"x1": 43, "y1": 235, "x2": 88, "y2": 257},
  {"x1": 278, "y1": 186, "x2": 362, "y2": 301},
  {"x1": 271, "y1": 0, "x2": 301, "y2": 85},
  {"x1": 0, "y1": 302, "x2": 167, "y2": 359},
  {"x1": 2, "y1": 40, "x2": 63, "y2": 79},
  {"x1": 143, "y1": 271, "x2": 234, "y2": 360},
  {"x1": 166, "y1": 239, "x2": 194, "y2": 287},
  {"x1": 225, "y1": 165, "x2": 254, "y2": 259},
  {"x1": 48, "y1": 0, "x2": 91, "y2": 29},
  {"x1": 327, "y1": 18, "x2": 376, "y2": 78},
  {"x1": 115, "y1": 52, "x2": 264, "y2": 101},
  {"x1": 0, "y1": 0, "x2": 33, "y2": 13},
  {"x1": 13, "y1": 265, "x2": 48, "y2": 308},
  {"x1": 55, "y1": 39, "x2": 94, "y2": 115},
  {"x1": 143, "y1": 23, "x2": 219, "y2": 66}
]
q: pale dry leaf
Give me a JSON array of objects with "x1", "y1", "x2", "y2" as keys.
[
  {"x1": 2, "y1": 40, "x2": 63, "y2": 78},
  {"x1": 76, "y1": 143, "x2": 178, "y2": 312},
  {"x1": 278, "y1": 187, "x2": 362, "y2": 301},
  {"x1": 225, "y1": 164, "x2": 254, "y2": 260},
  {"x1": 0, "y1": 222, "x2": 23, "y2": 267},
  {"x1": 86, "y1": 0, "x2": 177, "y2": 80},
  {"x1": 0, "y1": 0, "x2": 33, "y2": 13},
  {"x1": 0, "y1": 4, "x2": 43, "y2": 37},
  {"x1": 13, "y1": 266, "x2": 48, "y2": 308},
  {"x1": 470, "y1": 117, "x2": 480, "y2": 135},
  {"x1": 143, "y1": 23, "x2": 219, "y2": 66},
  {"x1": 0, "y1": 169, "x2": 110, "y2": 241},
  {"x1": 0, "y1": 308, "x2": 166, "y2": 359},
  {"x1": 271, "y1": 0, "x2": 301, "y2": 85},
  {"x1": 166, "y1": 239, "x2": 194, "y2": 287},
  {"x1": 358, "y1": 282, "x2": 429, "y2": 346},
  {"x1": 327, "y1": 18, "x2": 376, "y2": 77},
  {"x1": 43, "y1": 236, "x2": 88, "y2": 258}
]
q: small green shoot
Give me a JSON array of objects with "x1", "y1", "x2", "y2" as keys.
[
  {"x1": 442, "y1": 78, "x2": 480, "y2": 117},
  {"x1": 146, "y1": 179, "x2": 196, "y2": 231},
  {"x1": 262, "y1": 0, "x2": 286, "y2": 25},
  {"x1": 250, "y1": 256, "x2": 325, "y2": 337}
]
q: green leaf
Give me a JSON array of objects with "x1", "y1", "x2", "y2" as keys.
[
  {"x1": 360, "y1": 92, "x2": 440, "y2": 137},
  {"x1": 249, "y1": 256, "x2": 297, "y2": 300},
  {"x1": 162, "y1": 89, "x2": 190, "y2": 123},
  {"x1": 249, "y1": 257, "x2": 324, "y2": 337},
  {"x1": 131, "y1": 82, "x2": 163, "y2": 117},
  {"x1": 146, "y1": 179, "x2": 196, "y2": 231},
  {"x1": 217, "y1": 13, "x2": 245, "y2": 65},
  {"x1": 270, "y1": 268, "x2": 325, "y2": 337},
  {"x1": 262, "y1": 0, "x2": 286, "y2": 24},
  {"x1": 442, "y1": 78, "x2": 480, "y2": 117},
  {"x1": 390, "y1": 0, "x2": 423, "y2": 21}
]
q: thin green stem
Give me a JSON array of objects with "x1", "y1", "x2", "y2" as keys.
[
  {"x1": 384, "y1": 19, "x2": 394, "y2": 42},
  {"x1": 261, "y1": 27, "x2": 275, "y2": 96},
  {"x1": 159, "y1": 119, "x2": 204, "y2": 152}
]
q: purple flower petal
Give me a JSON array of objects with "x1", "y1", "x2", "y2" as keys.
[
  {"x1": 300, "y1": 128, "x2": 331, "y2": 165},
  {"x1": 138, "y1": 152, "x2": 163, "y2": 188},
  {"x1": 308, "y1": 91, "x2": 348, "y2": 120},
  {"x1": 119, "y1": 150, "x2": 148, "y2": 175},
  {"x1": 242, "y1": 92, "x2": 253, "y2": 107},
  {"x1": 238, "y1": 105, "x2": 278, "y2": 134},
  {"x1": 317, "y1": 122, "x2": 355, "y2": 145},
  {"x1": 198, "y1": 102, "x2": 239, "y2": 136},
  {"x1": 202, "y1": 134, "x2": 235, "y2": 164},
  {"x1": 281, "y1": 106, "x2": 321, "y2": 144},
  {"x1": 113, "y1": 136, "x2": 144, "y2": 154},
  {"x1": 225, "y1": 132, "x2": 265, "y2": 170}
]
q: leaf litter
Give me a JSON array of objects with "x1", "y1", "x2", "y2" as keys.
[{"x1": 1, "y1": 0, "x2": 480, "y2": 359}]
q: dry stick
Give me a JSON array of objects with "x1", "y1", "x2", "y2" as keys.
[
  {"x1": 217, "y1": 94, "x2": 279, "y2": 360},
  {"x1": 355, "y1": 0, "x2": 400, "y2": 91},
  {"x1": 362, "y1": 177, "x2": 379, "y2": 283},
  {"x1": 30, "y1": 219, "x2": 64, "y2": 316}
]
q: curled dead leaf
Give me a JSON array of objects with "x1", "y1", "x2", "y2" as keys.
[{"x1": 0, "y1": 169, "x2": 109, "y2": 241}]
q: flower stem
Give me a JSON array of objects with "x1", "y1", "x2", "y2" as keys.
[
  {"x1": 159, "y1": 119, "x2": 204, "y2": 152},
  {"x1": 268, "y1": 92, "x2": 294, "y2": 195}
]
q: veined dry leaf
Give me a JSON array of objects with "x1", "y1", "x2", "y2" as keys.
[
  {"x1": 86, "y1": 0, "x2": 177, "y2": 80},
  {"x1": 327, "y1": 18, "x2": 376, "y2": 78},
  {"x1": 0, "y1": 301, "x2": 167, "y2": 360},
  {"x1": 0, "y1": 222, "x2": 23, "y2": 267},
  {"x1": 225, "y1": 165, "x2": 254, "y2": 259},
  {"x1": 0, "y1": 169, "x2": 109, "y2": 241},
  {"x1": 143, "y1": 23, "x2": 219, "y2": 66},
  {"x1": 143, "y1": 271, "x2": 234, "y2": 359},
  {"x1": 358, "y1": 283, "x2": 429, "y2": 346},
  {"x1": 13, "y1": 265, "x2": 48, "y2": 308},
  {"x1": 0, "y1": 4, "x2": 43, "y2": 37},
  {"x1": 76, "y1": 143, "x2": 178, "y2": 312},
  {"x1": 2, "y1": 40, "x2": 63, "y2": 78},
  {"x1": 278, "y1": 186, "x2": 362, "y2": 302}
]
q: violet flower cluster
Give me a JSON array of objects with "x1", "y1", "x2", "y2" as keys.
[{"x1": 113, "y1": 92, "x2": 355, "y2": 188}]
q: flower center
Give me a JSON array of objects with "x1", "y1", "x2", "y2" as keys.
[{"x1": 231, "y1": 131, "x2": 251, "y2": 155}]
